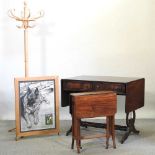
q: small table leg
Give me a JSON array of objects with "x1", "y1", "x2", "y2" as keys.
[
  {"x1": 66, "y1": 121, "x2": 127, "y2": 136},
  {"x1": 121, "y1": 111, "x2": 139, "y2": 144},
  {"x1": 66, "y1": 111, "x2": 140, "y2": 144}
]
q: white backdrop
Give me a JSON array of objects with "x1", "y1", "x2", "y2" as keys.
[{"x1": 0, "y1": 0, "x2": 155, "y2": 120}]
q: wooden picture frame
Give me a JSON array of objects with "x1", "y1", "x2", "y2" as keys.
[{"x1": 14, "y1": 76, "x2": 59, "y2": 140}]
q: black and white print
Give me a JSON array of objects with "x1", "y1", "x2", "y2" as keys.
[{"x1": 19, "y1": 80, "x2": 55, "y2": 132}]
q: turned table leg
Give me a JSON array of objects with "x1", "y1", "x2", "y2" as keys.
[{"x1": 121, "y1": 111, "x2": 139, "y2": 144}]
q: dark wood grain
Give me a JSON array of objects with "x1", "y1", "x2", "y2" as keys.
[
  {"x1": 61, "y1": 75, "x2": 145, "y2": 143},
  {"x1": 125, "y1": 79, "x2": 145, "y2": 112},
  {"x1": 61, "y1": 76, "x2": 145, "y2": 111},
  {"x1": 71, "y1": 91, "x2": 117, "y2": 118},
  {"x1": 71, "y1": 91, "x2": 117, "y2": 153}
]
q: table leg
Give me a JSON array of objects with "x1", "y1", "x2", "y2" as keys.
[
  {"x1": 66, "y1": 111, "x2": 140, "y2": 144},
  {"x1": 121, "y1": 111, "x2": 139, "y2": 144},
  {"x1": 66, "y1": 121, "x2": 127, "y2": 136}
]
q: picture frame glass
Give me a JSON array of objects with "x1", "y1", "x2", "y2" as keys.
[
  {"x1": 17, "y1": 78, "x2": 57, "y2": 133},
  {"x1": 15, "y1": 77, "x2": 59, "y2": 136}
]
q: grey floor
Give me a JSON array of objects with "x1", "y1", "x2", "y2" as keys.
[{"x1": 0, "y1": 119, "x2": 155, "y2": 155}]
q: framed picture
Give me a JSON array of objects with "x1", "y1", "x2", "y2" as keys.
[{"x1": 14, "y1": 76, "x2": 59, "y2": 140}]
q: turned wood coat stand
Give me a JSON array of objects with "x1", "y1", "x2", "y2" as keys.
[{"x1": 8, "y1": 1, "x2": 44, "y2": 138}]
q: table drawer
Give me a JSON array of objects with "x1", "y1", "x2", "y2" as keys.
[
  {"x1": 63, "y1": 81, "x2": 93, "y2": 91},
  {"x1": 94, "y1": 82, "x2": 126, "y2": 94}
]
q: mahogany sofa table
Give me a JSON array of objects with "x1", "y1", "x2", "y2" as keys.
[{"x1": 61, "y1": 75, "x2": 145, "y2": 143}]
